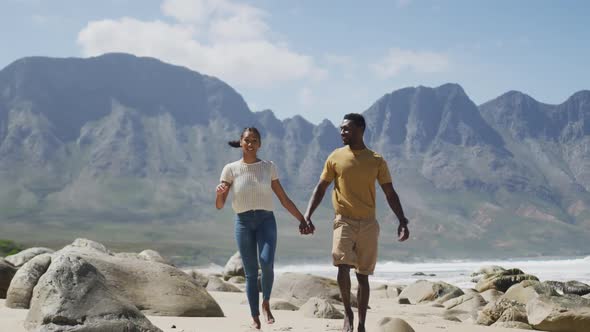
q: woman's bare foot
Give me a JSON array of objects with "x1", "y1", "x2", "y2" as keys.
[
  {"x1": 251, "y1": 316, "x2": 261, "y2": 330},
  {"x1": 262, "y1": 300, "x2": 275, "y2": 324}
]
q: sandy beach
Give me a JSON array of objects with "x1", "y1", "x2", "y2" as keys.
[{"x1": 1, "y1": 292, "x2": 529, "y2": 332}]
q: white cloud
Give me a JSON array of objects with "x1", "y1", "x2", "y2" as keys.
[
  {"x1": 298, "y1": 87, "x2": 314, "y2": 107},
  {"x1": 371, "y1": 48, "x2": 450, "y2": 78},
  {"x1": 77, "y1": 0, "x2": 324, "y2": 88}
]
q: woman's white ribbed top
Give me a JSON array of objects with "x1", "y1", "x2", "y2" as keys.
[{"x1": 220, "y1": 159, "x2": 278, "y2": 213}]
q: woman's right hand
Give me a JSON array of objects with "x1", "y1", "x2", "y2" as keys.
[{"x1": 216, "y1": 182, "x2": 229, "y2": 195}]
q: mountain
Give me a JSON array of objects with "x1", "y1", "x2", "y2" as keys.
[{"x1": 1, "y1": 53, "x2": 589, "y2": 263}]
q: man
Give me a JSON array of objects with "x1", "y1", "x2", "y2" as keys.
[{"x1": 305, "y1": 113, "x2": 410, "y2": 332}]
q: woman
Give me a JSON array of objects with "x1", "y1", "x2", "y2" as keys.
[{"x1": 216, "y1": 127, "x2": 314, "y2": 329}]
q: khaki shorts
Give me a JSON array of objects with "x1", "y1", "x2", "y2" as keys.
[{"x1": 332, "y1": 214, "x2": 380, "y2": 275}]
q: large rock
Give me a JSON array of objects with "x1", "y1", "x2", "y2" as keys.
[
  {"x1": 184, "y1": 269, "x2": 209, "y2": 288},
  {"x1": 5, "y1": 253, "x2": 52, "y2": 308},
  {"x1": 0, "y1": 257, "x2": 17, "y2": 298},
  {"x1": 138, "y1": 250, "x2": 173, "y2": 266},
  {"x1": 398, "y1": 280, "x2": 463, "y2": 304},
  {"x1": 299, "y1": 297, "x2": 344, "y2": 319},
  {"x1": 480, "y1": 289, "x2": 503, "y2": 303},
  {"x1": 503, "y1": 280, "x2": 559, "y2": 305},
  {"x1": 273, "y1": 272, "x2": 357, "y2": 307},
  {"x1": 25, "y1": 255, "x2": 162, "y2": 332},
  {"x1": 206, "y1": 276, "x2": 242, "y2": 292},
  {"x1": 476, "y1": 298, "x2": 526, "y2": 326},
  {"x1": 375, "y1": 317, "x2": 415, "y2": 332},
  {"x1": 4, "y1": 247, "x2": 54, "y2": 267},
  {"x1": 491, "y1": 321, "x2": 533, "y2": 329},
  {"x1": 526, "y1": 294, "x2": 590, "y2": 332},
  {"x1": 222, "y1": 251, "x2": 244, "y2": 280},
  {"x1": 475, "y1": 268, "x2": 538, "y2": 292},
  {"x1": 270, "y1": 299, "x2": 299, "y2": 311},
  {"x1": 470, "y1": 265, "x2": 506, "y2": 282}
]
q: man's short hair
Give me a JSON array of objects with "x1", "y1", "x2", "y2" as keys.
[{"x1": 343, "y1": 113, "x2": 366, "y2": 131}]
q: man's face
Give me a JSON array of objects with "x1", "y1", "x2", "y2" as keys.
[{"x1": 339, "y1": 119, "x2": 360, "y2": 145}]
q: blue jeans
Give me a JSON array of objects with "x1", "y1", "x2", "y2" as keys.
[{"x1": 235, "y1": 209, "x2": 277, "y2": 317}]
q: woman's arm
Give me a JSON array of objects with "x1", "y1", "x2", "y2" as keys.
[
  {"x1": 271, "y1": 179, "x2": 314, "y2": 233},
  {"x1": 215, "y1": 181, "x2": 231, "y2": 209}
]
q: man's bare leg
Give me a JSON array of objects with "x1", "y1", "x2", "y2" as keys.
[
  {"x1": 337, "y1": 265, "x2": 354, "y2": 332},
  {"x1": 355, "y1": 273, "x2": 370, "y2": 332}
]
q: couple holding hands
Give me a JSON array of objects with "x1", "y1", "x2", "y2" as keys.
[{"x1": 215, "y1": 113, "x2": 410, "y2": 332}]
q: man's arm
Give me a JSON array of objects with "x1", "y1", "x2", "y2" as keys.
[
  {"x1": 380, "y1": 182, "x2": 410, "y2": 241},
  {"x1": 304, "y1": 180, "x2": 331, "y2": 221}
]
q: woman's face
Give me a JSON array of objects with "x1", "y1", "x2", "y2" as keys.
[{"x1": 240, "y1": 130, "x2": 261, "y2": 155}]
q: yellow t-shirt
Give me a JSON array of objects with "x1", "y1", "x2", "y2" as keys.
[{"x1": 320, "y1": 146, "x2": 392, "y2": 219}]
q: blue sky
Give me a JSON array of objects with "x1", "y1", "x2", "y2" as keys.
[{"x1": 2, "y1": 0, "x2": 589, "y2": 125}]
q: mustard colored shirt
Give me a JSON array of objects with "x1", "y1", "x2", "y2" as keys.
[{"x1": 320, "y1": 146, "x2": 392, "y2": 219}]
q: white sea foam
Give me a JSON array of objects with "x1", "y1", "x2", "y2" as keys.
[{"x1": 275, "y1": 256, "x2": 590, "y2": 289}]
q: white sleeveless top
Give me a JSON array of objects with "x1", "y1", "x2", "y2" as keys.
[{"x1": 220, "y1": 159, "x2": 278, "y2": 213}]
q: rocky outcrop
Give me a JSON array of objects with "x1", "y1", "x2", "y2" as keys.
[
  {"x1": 273, "y1": 272, "x2": 357, "y2": 307},
  {"x1": 398, "y1": 280, "x2": 463, "y2": 304},
  {"x1": 25, "y1": 255, "x2": 162, "y2": 332},
  {"x1": 503, "y1": 280, "x2": 559, "y2": 305},
  {"x1": 5, "y1": 253, "x2": 52, "y2": 308},
  {"x1": 222, "y1": 251, "x2": 244, "y2": 280},
  {"x1": 3, "y1": 247, "x2": 54, "y2": 267},
  {"x1": 299, "y1": 297, "x2": 343, "y2": 319},
  {"x1": 475, "y1": 268, "x2": 538, "y2": 292}
]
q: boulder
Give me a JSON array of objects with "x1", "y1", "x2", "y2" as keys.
[
  {"x1": 476, "y1": 298, "x2": 526, "y2": 326},
  {"x1": 398, "y1": 280, "x2": 463, "y2": 304},
  {"x1": 443, "y1": 292, "x2": 486, "y2": 311},
  {"x1": 299, "y1": 297, "x2": 344, "y2": 319},
  {"x1": 397, "y1": 297, "x2": 411, "y2": 304},
  {"x1": 545, "y1": 280, "x2": 590, "y2": 296},
  {"x1": 138, "y1": 250, "x2": 173, "y2": 266},
  {"x1": 25, "y1": 255, "x2": 162, "y2": 332},
  {"x1": 503, "y1": 280, "x2": 559, "y2": 305},
  {"x1": 475, "y1": 268, "x2": 538, "y2": 292},
  {"x1": 222, "y1": 251, "x2": 244, "y2": 280},
  {"x1": 386, "y1": 285, "x2": 402, "y2": 298},
  {"x1": 527, "y1": 294, "x2": 590, "y2": 332},
  {"x1": 4, "y1": 247, "x2": 54, "y2": 267},
  {"x1": 479, "y1": 289, "x2": 503, "y2": 303},
  {"x1": 206, "y1": 277, "x2": 242, "y2": 292},
  {"x1": 0, "y1": 258, "x2": 17, "y2": 298},
  {"x1": 270, "y1": 299, "x2": 299, "y2": 311},
  {"x1": 375, "y1": 317, "x2": 415, "y2": 332},
  {"x1": 273, "y1": 272, "x2": 357, "y2": 307},
  {"x1": 470, "y1": 265, "x2": 506, "y2": 282},
  {"x1": 5, "y1": 253, "x2": 52, "y2": 308},
  {"x1": 228, "y1": 276, "x2": 245, "y2": 284},
  {"x1": 185, "y1": 269, "x2": 209, "y2": 288},
  {"x1": 496, "y1": 306, "x2": 528, "y2": 324}
]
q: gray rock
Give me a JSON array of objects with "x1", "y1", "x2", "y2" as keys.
[
  {"x1": 503, "y1": 280, "x2": 559, "y2": 305},
  {"x1": 496, "y1": 306, "x2": 528, "y2": 324},
  {"x1": 273, "y1": 272, "x2": 357, "y2": 307},
  {"x1": 185, "y1": 269, "x2": 209, "y2": 288},
  {"x1": 386, "y1": 285, "x2": 402, "y2": 298},
  {"x1": 6, "y1": 253, "x2": 52, "y2": 308},
  {"x1": 470, "y1": 265, "x2": 506, "y2": 282},
  {"x1": 397, "y1": 297, "x2": 411, "y2": 304},
  {"x1": 206, "y1": 276, "x2": 242, "y2": 292},
  {"x1": 545, "y1": 280, "x2": 590, "y2": 296},
  {"x1": 54, "y1": 239, "x2": 224, "y2": 317},
  {"x1": 270, "y1": 299, "x2": 299, "y2": 311},
  {"x1": 375, "y1": 317, "x2": 415, "y2": 332},
  {"x1": 476, "y1": 298, "x2": 526, "y2": 326},
  {"x1": 526, "y1": 294, "x2": 590, "y2": 332},
  {"x1": 398, "y1": 280, "x2": 463, "y2": 304},
  {"x1": 4, "y1": 247, "x2": 54, "y2": 267},
  {"x1": 25, "y1": 255, "x2": 162, "y2": 332},
  {"x1": 222, "y1": 251, "x2": 244, "y2": 280},
  {"x1": 475, "y1": 268, "x2": 538, "y2": 292},
  {"x1": 299, "y1": 297, "x2": 344, "y2": 319},
  {"x1": 443, "y1": 293, "x2": 486, "y2": 311},
  {"x1": 0, "y1": 258, "x2": 17, "y2": 298}
]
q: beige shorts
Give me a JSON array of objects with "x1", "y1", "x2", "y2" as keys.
[{"x1": 332, "y1": 214, "x2": 380, "y2": 275}]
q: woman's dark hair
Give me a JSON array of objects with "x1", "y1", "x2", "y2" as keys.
[
  {"x1": 228, "y1": 127, "x2": 262, "y2": 148},
  {"x1": 343, "y1": 113, "x2": 366, "y2": 131}
]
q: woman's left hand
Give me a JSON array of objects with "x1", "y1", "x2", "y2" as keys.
[{"x1": 299, "y1": 220, "x2": 315, "y2": 235}]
